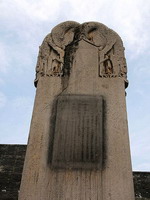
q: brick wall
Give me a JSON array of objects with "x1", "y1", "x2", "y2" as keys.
[{"x1": 0, "y1": 145, "x2": 26, "y2": 200}]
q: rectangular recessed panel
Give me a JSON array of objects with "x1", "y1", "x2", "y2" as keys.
[{"x1": 52, "y1": 95, "x2": 103, "y2": 170}]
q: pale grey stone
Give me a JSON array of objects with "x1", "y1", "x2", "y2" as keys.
[
  {"x1": 34, "y1": 21, "x2": 128, "y2": 88},
  {"x1": 19, "y1": 21, "x2": 135, "y2": 200}
]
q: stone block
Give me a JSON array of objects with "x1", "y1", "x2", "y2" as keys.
[{"x1": 52, "y1": 95, "x2": 103, "y2": 170}]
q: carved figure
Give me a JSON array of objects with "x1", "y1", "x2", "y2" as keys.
[
  {"x1": 100, "y1": 55, "x2": 113, "y2": 76},
  {"x1": 34, "y1": 21, "x2": 128, "y2": 88}
]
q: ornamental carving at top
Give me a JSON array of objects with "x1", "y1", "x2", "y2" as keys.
[{"x1": 34, "y1": 21, "x2": 128, "y2": 88}]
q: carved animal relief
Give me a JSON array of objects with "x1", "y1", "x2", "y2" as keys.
[{"x1": 34, "y1": 21, "x2": 128, "y2": 87}]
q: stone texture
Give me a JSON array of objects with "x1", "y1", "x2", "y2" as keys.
[
  {"x1": 19, "y1": 21, "x2": 134, "y2": 200},
  {"x1": 134, "y1": 172, "x2": 150, "y2": 199},
  {"x1": 0, "y1": 145, "x2": 26, "y2": 200},
  {"x1": 34, "y1": 21, "x2": 128, "y2": 87},
  {"x1": 0, "y1": 144, "x2": 150, "y2": 200},
  {"x1": 52, "y1": 95, "x2": 103, "y2": 170}
]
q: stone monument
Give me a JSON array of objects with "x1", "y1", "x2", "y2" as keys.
[{"x1": 19, "y1": 21, "x2": 135, "y2": 200}]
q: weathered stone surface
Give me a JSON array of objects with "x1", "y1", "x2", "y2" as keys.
[
  {"x1": 34, "y1": 21, "x2": 128, "y2": 88},
  {"x1": 52, "y1": 95, "x2": 103, "y2": 169},
  {"x1": 19, "y1": 21, "x2": 134, "y2": 200}
]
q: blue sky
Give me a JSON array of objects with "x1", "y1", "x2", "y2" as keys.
[{"x1": 0, "y1": 0, "x2": 150, "y2": 171}]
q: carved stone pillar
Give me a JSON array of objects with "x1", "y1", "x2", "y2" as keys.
[{"x1": 19, "y1": 21, "x2": 135, "y2": 200}]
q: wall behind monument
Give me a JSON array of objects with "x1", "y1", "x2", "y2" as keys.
[{"x1": 0, "y1": 145, "x2": 150, "y2": 200}]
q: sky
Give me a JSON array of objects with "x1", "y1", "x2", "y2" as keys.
[{"x1": 0, "y1": 0, "x2": 150, "y2": 171}]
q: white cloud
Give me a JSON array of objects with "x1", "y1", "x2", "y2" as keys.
[
  {"x1": 1, "y1": 0, "x2": 149, "y2": 58},
  {"x1": 0, "y1": 0, "x2": 60, "y2": 20},
  {"x1": 13, "y1": 0, "x2": 61, "y2": 21},
  {"x1": 61, "y1": 0, "x2": 150, "y2": 56}
]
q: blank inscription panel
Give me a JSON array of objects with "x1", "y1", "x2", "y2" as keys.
[{"x1": 52, "y1": 95, "x2": 103, "y2": 170}]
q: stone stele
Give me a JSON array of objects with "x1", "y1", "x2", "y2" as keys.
[{"x1": 19, "y1": 21, "x2": 135, "y2": 200}]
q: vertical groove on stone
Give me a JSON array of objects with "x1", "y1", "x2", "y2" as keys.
[{"x1": 52, "y1": 95, "x2": 103, "y2": 170}]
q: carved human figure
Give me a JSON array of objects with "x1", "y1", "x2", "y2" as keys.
[
  {"x1": 34, "y1": 21, "x2": 128, "y2": 88},
  {"x1": 103, "y1": 55, "x2": 113, "y2": 76}
]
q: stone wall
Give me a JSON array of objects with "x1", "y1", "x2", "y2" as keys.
[
  {"x1": 0, "y1": 144, "x2": 149, "y2": 200},
  {"x1": 0, "y1": 145, "x2": 26, "y2": 200},
  {"x1": 134, "y1": 172, "x2": 150, "y2": 199}
]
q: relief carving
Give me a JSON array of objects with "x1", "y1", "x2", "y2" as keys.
[
  {"x1": 34, "y1": 21, "x2": 80, "y2": 87},
  {"x1": 34, "y1": 21, "x2": 128, "y2": 88},
  {"x1": 34, "y1": 34, "x2": 65, "y2": 87}
]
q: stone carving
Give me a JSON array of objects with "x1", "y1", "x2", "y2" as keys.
[
  {"x1": 35, "y1": 21, "x2": 128, "y2": 88},
  {"x1": 52, "y1": 95, "x2": 103, "y2": 170},
  {"x1": 34, "y1": 21, "x2": 80, "y2": 87}
]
